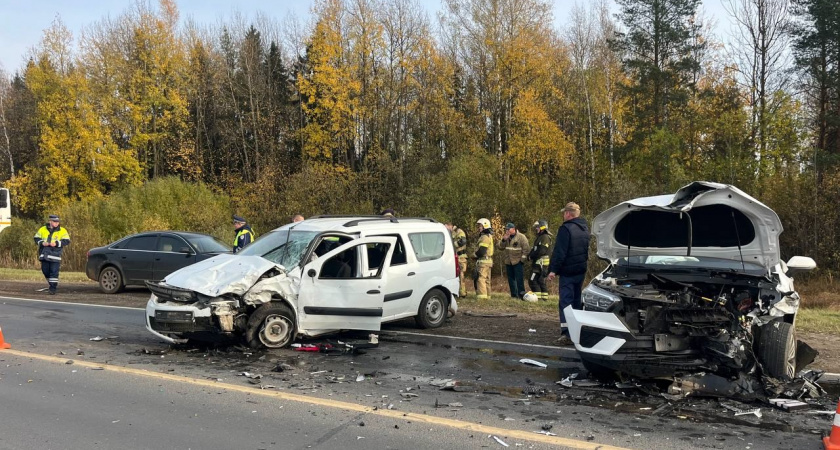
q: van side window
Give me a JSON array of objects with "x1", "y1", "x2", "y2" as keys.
[
  {"x1": 367, "y1": 234, "x2": 407, "y2": 265},
  {"x1": 365, "y1": 242, "x2": 392, "y2": 276},
  {"x1": 320, "y1": 246, "x2": 358, "y2": 279},
  {"x1": 408, "y1": 232, "x2": 445, "y2": 262}
]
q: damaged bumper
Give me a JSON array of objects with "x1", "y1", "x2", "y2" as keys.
[{"x1": 145, "y1": 294, "x2": 218, "y2": 344}]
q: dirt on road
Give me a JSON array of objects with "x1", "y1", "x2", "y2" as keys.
[{"x1": 1, "y1": 280, "x2": 838, "y2": 373}]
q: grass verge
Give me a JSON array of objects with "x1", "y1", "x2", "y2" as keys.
[
  {"x1": 0, "y1": 268, "x2": 92, "y2": 283},
  {"x1": 796, "y1": 308, "x2": 840, "y2": 334}
]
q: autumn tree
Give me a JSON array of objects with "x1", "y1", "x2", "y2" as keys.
[{"x1": 9, "y1": 19, "x2": 142, "y2": 215}]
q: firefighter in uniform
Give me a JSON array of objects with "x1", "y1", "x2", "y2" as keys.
[
  {"x1": 474, "y1": 218, "x2": 494, "y2": 299},
  {"x1": 445, "y1": 222, "x2": 468, "y2": 297},
  {"x1": 34, "y1": 214, "x2": 70, "y2": 295},
  {"x1": 233, "y1": 215, "x2": 255, "y2": 254},
  {"x1": 528, "y1": 220, "x2": 552, "y2": 301}
]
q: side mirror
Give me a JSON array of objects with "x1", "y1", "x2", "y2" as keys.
[
  {"x1": 179, "y1": 247, "x2": 194, "y2": 255},
  {"x1": 786, "y1": 256, "x2": 816, "y2": 275},
  {"x1": 307, "y1": 269, "x2": 317, "y2": 278}
]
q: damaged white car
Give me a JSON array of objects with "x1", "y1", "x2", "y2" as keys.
[
  {"x1": 145, "y1": 216, "x2": 461, "y2": 348},
  {"x1": 567, "y1": 182, "x2": 816, "y2": 381}
]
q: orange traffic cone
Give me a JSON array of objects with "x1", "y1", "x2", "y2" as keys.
[
  {"x1": 0, "y1": 326, "x2": 10, "y2": 349},
  {"x1": 825, "y1": 398, "x2": 840, "y2": 450}
]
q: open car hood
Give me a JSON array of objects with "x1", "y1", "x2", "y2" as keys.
[
  {"x1": 162, "y1": 253, "x2": 280, "y2": 297},
  {"x1": 593, "y1": 181, "x2": 783, "y2": 270}
]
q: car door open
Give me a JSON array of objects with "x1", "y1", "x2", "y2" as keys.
[{"x1": 297, "y1": 236, "x2": 397, "y2": 332}]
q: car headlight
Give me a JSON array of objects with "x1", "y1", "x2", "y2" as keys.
[{"x1": 582, "y1": 284, "x2": 621, "y2": 312}]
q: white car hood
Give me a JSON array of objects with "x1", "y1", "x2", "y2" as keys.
[
  {"x1": 162, "y1": 253, "x2": 281, "y2": 297},
  {"x1": 593, "y1": 181, "x2": 783, "y2": 270}
]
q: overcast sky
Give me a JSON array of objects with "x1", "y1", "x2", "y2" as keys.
[{"x1": 0, "y1": 0, "x2": 734, "y2": 75}]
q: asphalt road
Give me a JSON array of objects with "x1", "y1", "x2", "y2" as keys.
[{"x1": 0, "y1": 295, "x2": 833, "y2": 450}]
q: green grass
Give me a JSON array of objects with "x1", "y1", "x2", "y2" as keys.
[
  {"x1": 457, "y1": 292, "x2": 559, "y2": 317},
  {"x1": 0, "y1": 268, "x2": 92, "y2": 283},
  {"x1": 796, "y1": 308, "x2": 840, "y2": 334}
]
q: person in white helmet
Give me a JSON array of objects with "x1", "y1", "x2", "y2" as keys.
[{"x1": 474, "y1": 218, "x2": 494, "y2": 299}]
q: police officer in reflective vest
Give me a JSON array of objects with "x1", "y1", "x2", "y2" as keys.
[
  {"x1": 474, "y1": 218, "x2": 494, "y2": 299},
  {"x1": 34, "y1": 214, "x2": 70, "y2": 295},
  {"x1": 233, "y1": 215, "x2": 255, "y2": 254},
  {"x1": 528, "y1": 219, "x2": 552, "y2": 301},
  {"x1": 445, "y1": 222, "x2": 468, "y2": 297}
]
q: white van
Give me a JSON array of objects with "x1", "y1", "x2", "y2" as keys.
[
  {"x1": 145, "y1": 216, "x2": 461, "y2": 348},
  {"x1": 0, "y1": 188, "x2": 10, "y2": 234}
]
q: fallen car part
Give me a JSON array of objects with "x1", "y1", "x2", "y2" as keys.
[{"x1": 519, "y1": 358, "x2": 547, "y2": 368}]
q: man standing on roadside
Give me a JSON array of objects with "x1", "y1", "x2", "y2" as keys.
[
  {"x1": 445, "y1": 222, "x2": 468, "y2": 297},
  {"x1": 233, "y1": 215, "x2": 255, "y2": 254},
  {"x1": 34, "y1": 214, "x2": 70, "y2": 295},
  {"x1": 528, "y1": 220, "x2": 552, "y2": 301},
  {"x1": 474, "y1": 218, "x2": 494, "y2": 300},
  {"x1": 498, "y1": 222, "x2": 529, "y2": 299},
  {"x1": 547, "y1": 202, "x2": 590, "y2": 344}
]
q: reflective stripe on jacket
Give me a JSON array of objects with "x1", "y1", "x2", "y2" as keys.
[
  {"x1": 233, "y1": 225, "x2": 255, "y2": 253},
  {"x1": 498, "y1": 231, "x2": 529, "y2": 265},
  {"x1": 475, "y1": 232, "x2": 494, "y2": 266},
  {"x1": 34, "y1": 225, "x2": 70, "y2": 262}
]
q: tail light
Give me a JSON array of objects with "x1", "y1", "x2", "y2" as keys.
[
  {"x1": 86, "y1": 251, "x2": 90, "y2": 258},
  {"x1": 454, "y1": 252, "x2": 460, "y2": 277}
]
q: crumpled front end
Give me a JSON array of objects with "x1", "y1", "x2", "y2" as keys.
[{"x1": 145, "y1": 262, "x2": 297, "y2": 343}]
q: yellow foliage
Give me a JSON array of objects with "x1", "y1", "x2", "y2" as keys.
[{"x1": 507, "y1": 89, "x2": 574, "y2": 174}]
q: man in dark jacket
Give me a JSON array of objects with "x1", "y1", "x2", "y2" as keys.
[
  {"x1": 548, "y1": 202, "x2": 590, "y2": 343},
  {"x1": 34, "y1": 214, "x2": 71, "y2": 295},
  {"x1": 232, "y1": 215, "x2": 255, "y2": 254}
]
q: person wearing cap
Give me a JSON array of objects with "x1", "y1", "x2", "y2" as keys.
[
  {"x1": 232, "y1": 215, "x2": 255, "y2": 254},
  {"x1": 445, "y1": 222, "x2": 468, "y2": 297},
  {"x1": 33, "y1": 215, "x2": 71, "y2": 295},
  {"x1": 498, "y1": 222, "x2": 529, "y2": 299},
  {"x1": 528, "y1": 219, "x2": 553, "y2": 301},
  {"x1": 547, "y1": 202, "x2": 590, "y2": 344},
  {"x1": 380, "y1": 208, "x2": 395, "y2": 218},
  {"x1": 474, "y1": 218, "x2": 494, "y2": 299}
]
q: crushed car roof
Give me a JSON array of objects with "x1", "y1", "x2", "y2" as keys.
[{"x1": 592, "y1": 181, "x2": 784, "y2": 270}]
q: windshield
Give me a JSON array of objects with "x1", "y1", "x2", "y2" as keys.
[
  {"x1": 238, "y1": 229, "x2": 319, "y2": 268},
  {"x1": 186, "y1": 235, "x2": 231, "y2": 253},
  {"x1": 617, "y1": 255, "x2": 766, "y2": 275}
]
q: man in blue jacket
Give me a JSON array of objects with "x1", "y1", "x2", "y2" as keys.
[{"x1": 547, "y1": 202, "x2": 590, "y2": 344}]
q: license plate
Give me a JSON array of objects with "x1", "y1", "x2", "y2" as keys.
[{"x1": 155, "y1": 310, "x2": 193, "y2": 323}]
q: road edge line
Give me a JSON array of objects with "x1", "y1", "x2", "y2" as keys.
[{"x1": 1, "y1": 348, "x2": 629, "y2": 450}]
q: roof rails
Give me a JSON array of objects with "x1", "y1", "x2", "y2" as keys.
[{"x1": 306, "y1": 215, "x2": 439, "y2": 227}]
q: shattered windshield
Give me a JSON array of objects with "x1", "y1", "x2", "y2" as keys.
[
  {"x1": 237, "y1": 229, "x2": 318, "y2": 268},
  {"x1": 618, "y1": 255, "x2": 765, "y2": 275}
]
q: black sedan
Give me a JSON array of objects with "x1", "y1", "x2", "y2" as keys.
[{"x1": 86, "y1": 231, "x2": 231, "y2": 294}]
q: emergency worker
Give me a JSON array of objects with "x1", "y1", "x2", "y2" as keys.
[
  {"x1": 548, "y1": 202, "x2": 590, "y2": 344},
  {"x1": 445, "y1": 222, "x2": 468, "y2": 297},
  {"x1": 233, "y1": 215, "x2": 255, "y2": 254},
  {"x1": 34, "y1": 214, "x2": 70, "y2": 295},
  {"x1": 474, "y1": 218, "x2": 494, "y2": 299},
  {"x1": 528, "y1": 220, "x2": 552, "y2": 301},
  {"x1": 498, "y1": 222, "x2": 529, "y2": 298}
]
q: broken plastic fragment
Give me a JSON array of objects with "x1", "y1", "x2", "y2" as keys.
[
  {"x1": 356, "y1": 374, "x2": 365, "y2": 382},
  {"x1": 492, "y1": 435, "x2": 509, "y2": 447},
  {"x1": 90, "y1": 336, "x2": 104, "y2": 341},
  {"x1": 519, "y1": 358, "x2": 547, "y2": 368}
]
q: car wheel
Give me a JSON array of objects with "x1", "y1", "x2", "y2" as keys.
[
  {"x1": 758, "y1": 320, "x2": 797, "y2": 380},
  {"x1": 415, "y1": 288, "x2": 448, "y2": 329},
  {"x1": 98, "y1": 266, "x2": 123, "y2": 294},
  {"x1": 245, "y1": 303, "x2": 295, "y2": 349}
]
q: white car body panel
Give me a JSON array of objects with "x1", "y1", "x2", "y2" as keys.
[
  {"x1": 593, "y1": 181, "x2": 783, "y2": 270},
  {"x1": 564, "y1": 305, "x2": 629, "y2": 356}
]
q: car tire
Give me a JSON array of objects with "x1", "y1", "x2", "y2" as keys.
[
  {"x1": 98, "y1": 266, "x2": 123, "y2": 294},
  {"x1": 415, "y1": 288, "x2": 448, "y2": 329},
  {"x1": 757, "y1": 320, "x2": 797, "y2": 380},
  {"x1": 245, "y1": 303, "x2": 295, "y2": 349}
]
